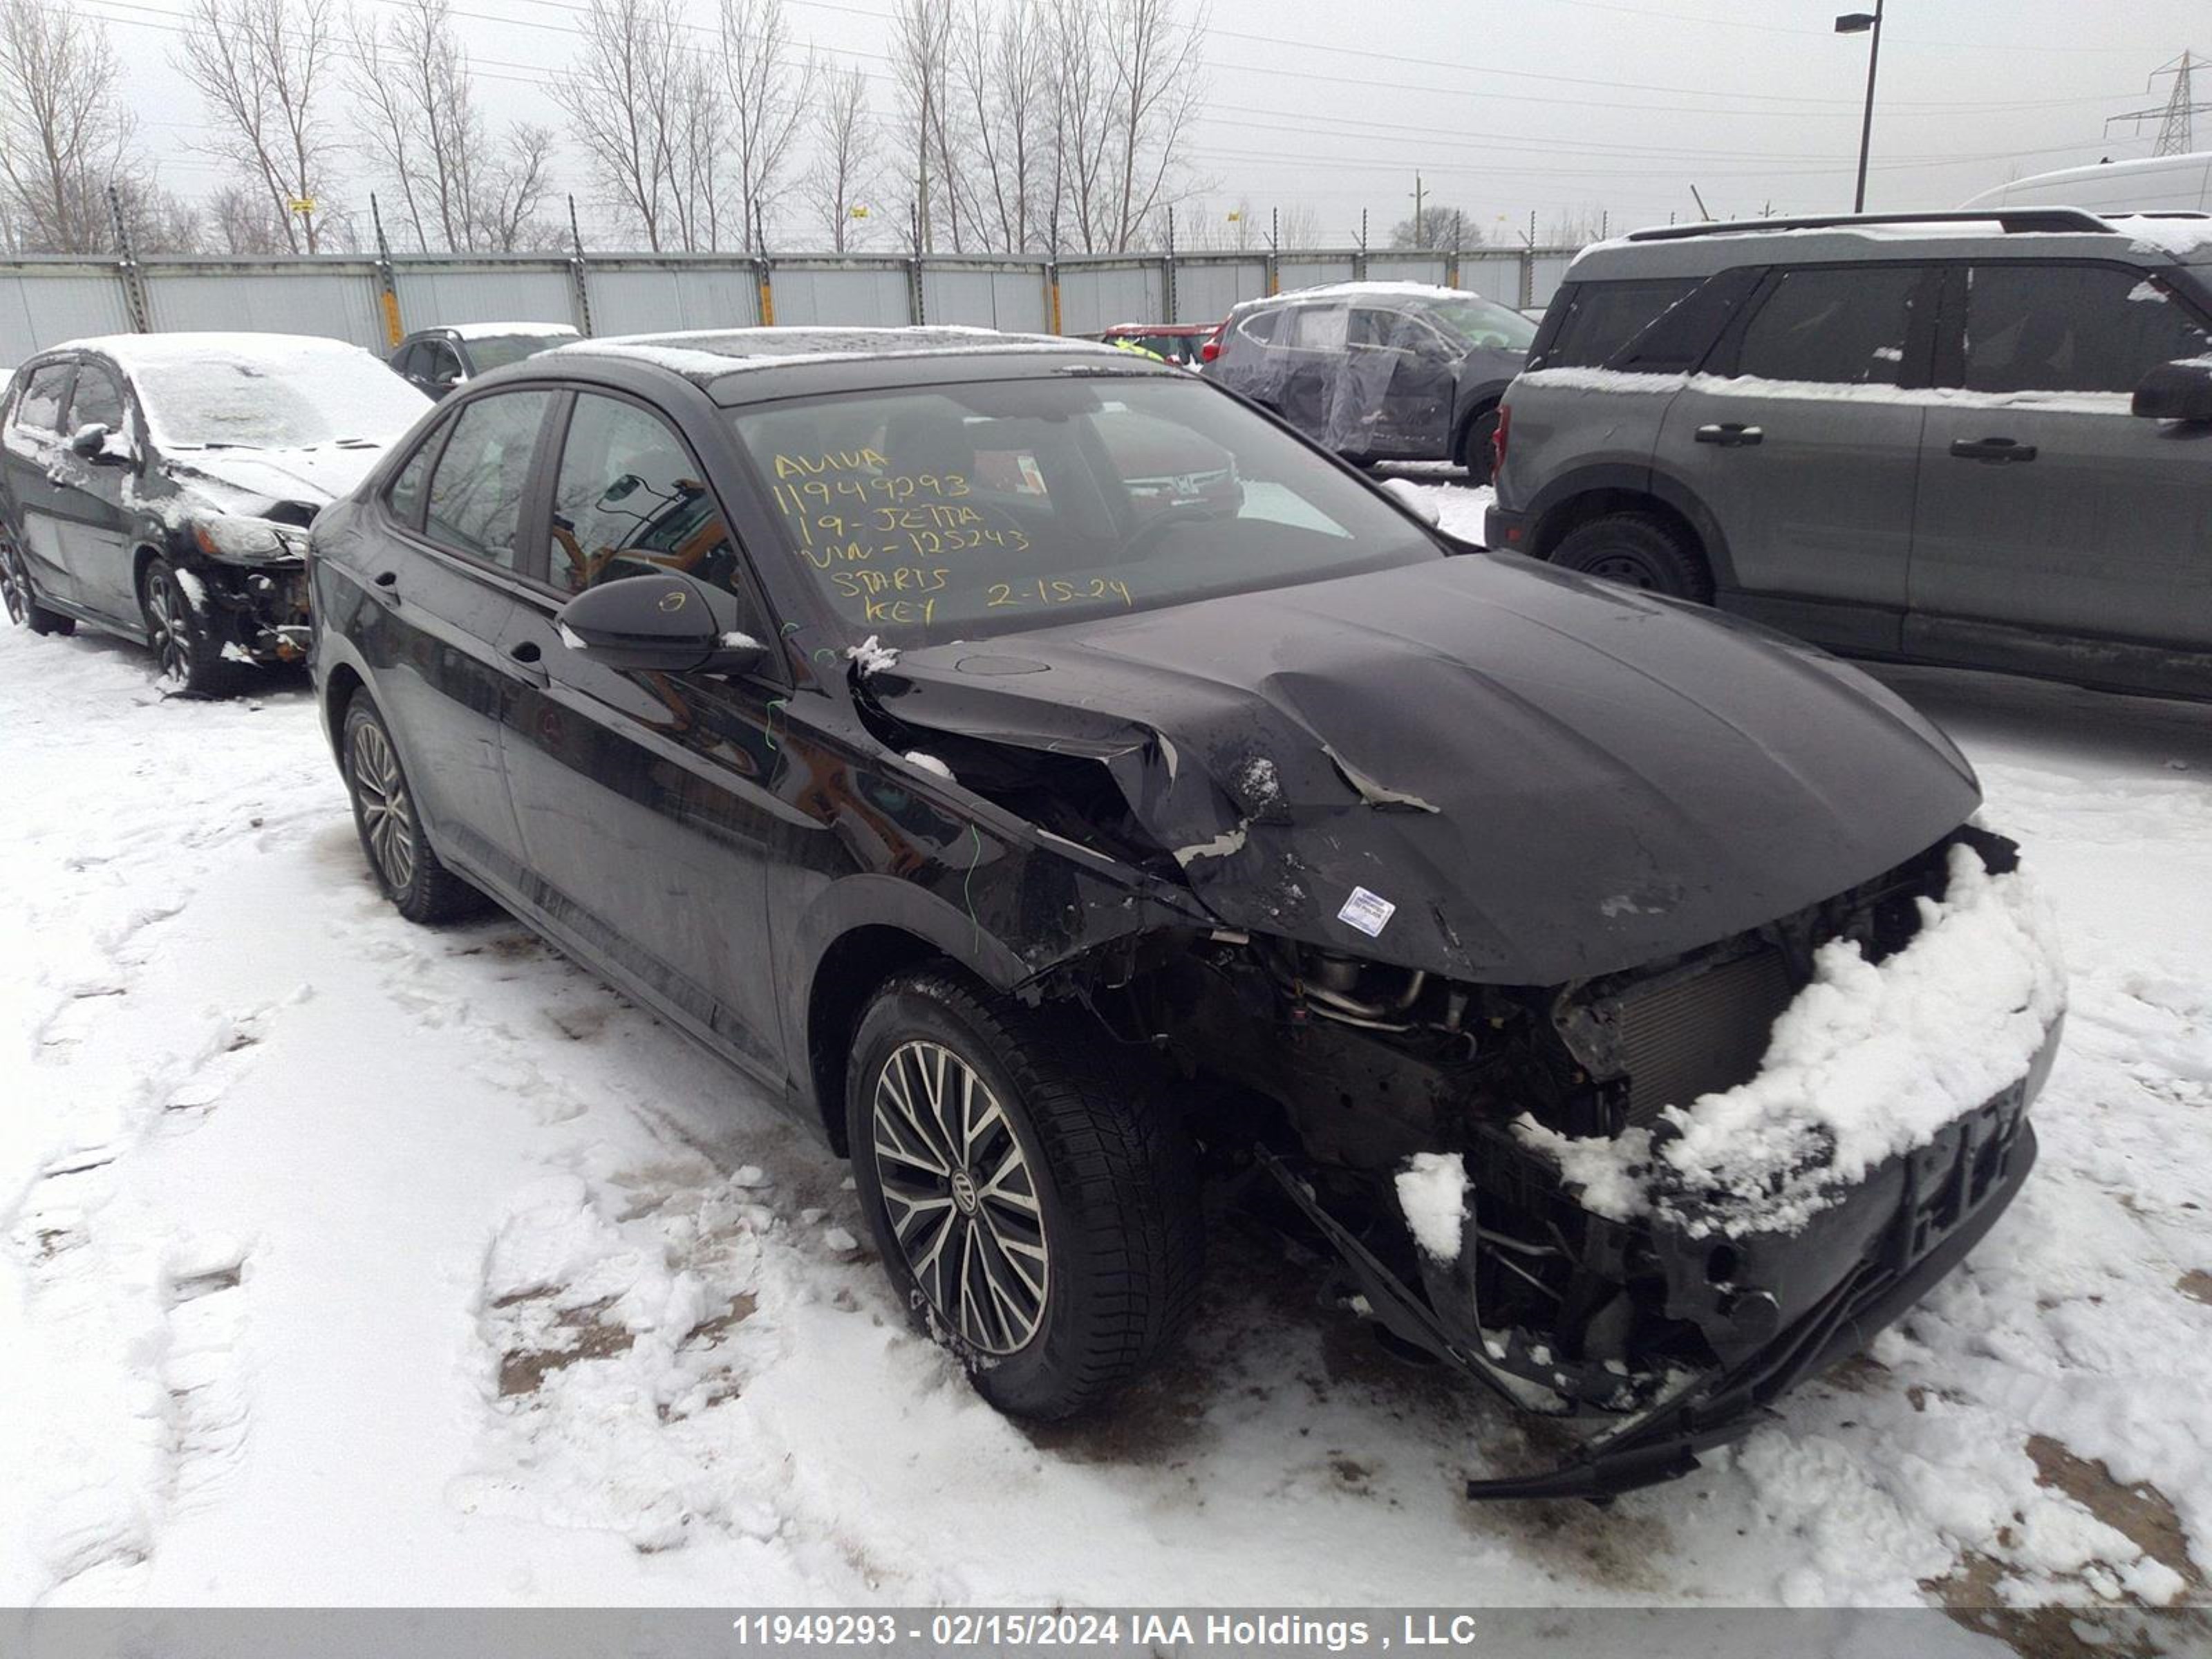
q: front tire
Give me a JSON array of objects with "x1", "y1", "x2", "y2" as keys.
[
  {"x1": 1, "y1": 537, "x2": 74, "y2": 636},
  {"x1": 340, "y1": 693, "x2": 485, "y2": 924},
  {"x1": 847, "y1": 967, "x2": 1203, "y2": 1421},
  {"x1": 140, "y1": 556, "x2": 231, "y2": 695},
  {"x1": 1548, "y1": 511, "x2": 1713, "y2": 602}
]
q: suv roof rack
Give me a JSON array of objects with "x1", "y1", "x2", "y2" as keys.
[{"x1": 1624, "y1": 209, "x2": 2114, "y2": 243}]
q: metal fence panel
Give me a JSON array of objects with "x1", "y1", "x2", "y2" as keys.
[
  {"x1": 142, "y1": 261, "x2": 386, "y2": 350},
  {"x1": 1170, "y1": 259, "x2": 1266, "y2": 324},
  {"x1": 1456, "y1": 252, "x2": 1526, "y2": 306},
  {"x1": 0, "y1": 265, "x2": 133, "y2": 368},
  {"x1": 919, "y1": 263, "x2": 1047, "y2": 332},
  {"x1": 1276, "y1": 257, "x2": 1356, "y2": 292},
  {"x1": 1364, "y1": 254, "x2": 1450, "y2": 285},
  {"x1": 582, "y1": 263, "x2": 760, "y2": 337},
  {"x1": 769, "y1": 263, "x2": 912, "y2": 326},
  {"x1": 1056, "y1": 263, "x2": 1165, "y2": 335},
  {"x1": 393, "y1": 262, "x2": 576, "y2": 334}
]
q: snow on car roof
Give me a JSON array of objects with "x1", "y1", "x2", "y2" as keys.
[
  {"x1": 1226, "y1": 279, "x2": 1501, "y2": 317},
  {"x1": 54, "y1": 331, "x2": 388, "y2": 367},
  {"x1": 547, "y1": 326, "x2": 1125, "y2": 381},
  {"x1": 442, "y1": 320, "x2": 580, "y2": 340}
]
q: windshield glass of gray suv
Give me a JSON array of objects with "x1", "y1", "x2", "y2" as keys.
[{"x1": 728, "y1": 376, "x2": 1441, "y2": 646}]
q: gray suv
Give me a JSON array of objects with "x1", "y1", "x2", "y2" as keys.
[
  {"x1": 1485, "y1": 209, "x2": 2212, "y2": 701},
  {"x1": 1206, "y1": 283, "x2": 1533, "y2": 481}
]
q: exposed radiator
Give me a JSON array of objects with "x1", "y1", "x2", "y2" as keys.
[{"x1": 1611, "y1": 946, "x2": 1797, "y2": 1127}]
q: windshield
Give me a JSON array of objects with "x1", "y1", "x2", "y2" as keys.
[
  {"x1": 727, "y1": 373, "x2": 1442, "y2": 649},
  {"x1": 465, "y1": 331, "x2": 572, "y2": 372},
  {"x1": 1418, "y1": 295, "x2": 1538, "y2": 353},
  {"x1": 134, "y1": 350, "x2": 431, "y2": 451}
]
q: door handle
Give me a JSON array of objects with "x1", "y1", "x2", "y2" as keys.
[
  {"x1": 1694, "y1": 423, "x2": 1763, "y2": 447},
  {"x1": 1950, "y1": 436, "x2": 2037, "y2": 464},
  {"x1": 506, "y1": 637, "x2": 548, "y2": 686}
]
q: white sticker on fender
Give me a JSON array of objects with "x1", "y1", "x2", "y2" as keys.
[{"x1": 1337, "y1": 886, "x2": 1396, "y2": 938}]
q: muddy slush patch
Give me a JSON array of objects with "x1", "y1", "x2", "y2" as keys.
[
  {"x1": 498, "y1": 1295, "x2": 637, "y2": 1398},
  {"x1": 1924, "y1": 1434, "x2": 2208, "y2": 1659}
]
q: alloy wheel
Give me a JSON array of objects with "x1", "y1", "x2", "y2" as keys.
[
  {"x1": 870, "y1": 1039, "x2": 1049, "y2": 1354},
  {"x1": 349, "y1": 718, "x2": 419, "y2": 894},
  {"x1": 0, "y1": 545, "x2": 27, "y2": 625},
  {"x1": 146, "y1": 568, "x2": 196, "y2": 686}
]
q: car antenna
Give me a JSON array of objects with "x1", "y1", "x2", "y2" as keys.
[{"x1": 1690, "y1": 184, "x2": 1714, "y2": 223}]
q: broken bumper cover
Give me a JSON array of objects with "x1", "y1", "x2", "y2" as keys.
[
  {"x1": 198, "y1": 559, "x2": 311, "y2": 665},
  {"x1": 1262, "y1": 1017, "x2": 2056, "y2": 1504},
  {"x1": 1468, "y1": 1053, "x2": 2052, "y2": 1504}
]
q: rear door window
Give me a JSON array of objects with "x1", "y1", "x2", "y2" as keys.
[
  {"x1": 1540, "y1": 278, "x2": 1700, "y2": 369},
  {"x1": 422, "y1": 391, "x2": 554, "y2": 568},
  {"x1": 1962, "y1": 263, "x2": 2212, "y2": 395},
  {"x1": 1289, "y1": 305, "x2": 1348, "y2": 351},
  {"x1": 1734, "y1": 266, "x2": 1924, "y2": 386},
  {"x1": 384, "y1": 414, "x2": 449, "y2": 529},
  {"x1": 1235, "y1": 308, "x2": 1280, "y2": 346}
]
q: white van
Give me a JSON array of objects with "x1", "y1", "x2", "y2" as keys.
[{"x1": 1962, "y1": 152, "x2": 2212, "y2": 215}]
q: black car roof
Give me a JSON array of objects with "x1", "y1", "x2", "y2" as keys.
[{"x1": 535, "y1": 326, "x2": 1169, "y2": 405}]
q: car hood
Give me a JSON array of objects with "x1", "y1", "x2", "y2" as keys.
[
  {"x1": 166, "y1": 444, "x2": 388, "y2": 514},
  {"x1": 869, "y1": 554, "x2": 1980, "y2": 984}
]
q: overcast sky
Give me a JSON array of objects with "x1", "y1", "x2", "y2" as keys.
[{"x1": 97, "y1": 0, "x2": 2210, "y2": 247}]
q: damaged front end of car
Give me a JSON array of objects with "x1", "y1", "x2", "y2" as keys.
[
  {"x1": 854, "y1": 555, "x2": 2066, "y2": 1501},
  {"x1": 169, "y1": 503, "x2": 316, "y2": 666},
  {"x1": 1094, "y1": 825, "x2": 2061, "y2": 1504}
]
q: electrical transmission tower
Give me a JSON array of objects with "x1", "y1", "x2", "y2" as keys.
[{"x1": 2108, "y1": 50, "x2": 2212, "y2": 157}]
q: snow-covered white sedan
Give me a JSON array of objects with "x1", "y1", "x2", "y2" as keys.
[{"x1": 0, "y1": 333, "x2": 432, "y2": 695}]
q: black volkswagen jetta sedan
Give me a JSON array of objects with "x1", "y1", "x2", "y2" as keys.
[{"x1": 308, "y1": 327, "x2": 2063, "y2": 1501}]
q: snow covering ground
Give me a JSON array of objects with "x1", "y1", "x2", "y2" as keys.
[{"x1": 1, "y1": 471, "x2": 2209, "y2": 1645}]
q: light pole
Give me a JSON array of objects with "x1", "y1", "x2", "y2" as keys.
[{"x1": 1836, "y1": 3, "x2": 1884, "y2": 213}]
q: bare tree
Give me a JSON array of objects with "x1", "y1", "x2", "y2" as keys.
[
  {"x1": 0, "y1": 0, "x2": 135, "y2": 253},
  {"x1": 208, "y1": 182, "x2": 294, "y2": 253},
  {"x1": 470, "y1": 124, "x2": 560, "y2": 251},
  {"x1": 719, "y1": 0, "x2": 809, "y2": 251},
  {"x1": 111, "y1": 175, "x2": 207, "y2": 254},
  {"x1": 560, "y1": 0, "x2": 730, "y2": 251},
  {"x1": 892, "y1": 0, "x2": 966, "y2": 252},
  {"x1": 1389, "y1": 204, "x2": 1477, "y2": 250},
  {"x1": 1042, "y1": 0, "x2": 1109, "y2": 253},
  {"x1": 1103, "y1": 0, "x2": 1203, "y2": 250},
  {"x1": 350, "y1": 0, "x2": 563, "y2": 253},
  {"x1": 176, "y1": 0, "x2": 344, "y2": 253},
  {"x1": 804, "y1": 62, "x2": 875, "y2": 251},
  {"x1": 954, "y1": 0, "x2": 1049, "y2": 252}
]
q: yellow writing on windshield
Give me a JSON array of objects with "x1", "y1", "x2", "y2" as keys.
[{"x1": 772, "y1": 448, "x2": 888, "y2": 478}]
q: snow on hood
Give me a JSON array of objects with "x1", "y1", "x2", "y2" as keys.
[
  {"x1": 165, "y1": 444, "x2": 391, "y2": 514},
  {"x1": 1515, "y1": 842, "x2": 2066, "y2": 1237},
  {"x1": 870, "y1": 554, "x2": 1980, "y2": 985}
]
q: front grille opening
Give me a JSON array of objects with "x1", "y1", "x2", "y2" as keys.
[{"x1": 1611, "y1": 944, "x2": 1795, "y2": 1126}]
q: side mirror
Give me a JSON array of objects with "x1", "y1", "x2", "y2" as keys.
[
  {"x1": 2133, "y1": 359, "x2": 2212, "y2": 422},
  {"x1": 1379, "y1": 476, "x2": 1441, "y2": 528},
  {"x1": 552, "y1": 570, "x2": 767, "y2": 676},
  {"x1": 70, "y1": 422, "x2": 132, "y2": 467}
]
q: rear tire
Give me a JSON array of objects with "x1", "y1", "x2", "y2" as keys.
[
  {"x1": 1460, "y1": 407, "x2": 1500, "y2": 486},
  {"x1": 1, "y1": 538, "x2": 74, "y2": 636},
  {"x1": 340, "y1": 692, "x2": 486, "y2": 924},
  {"x1": 847, "y1": 966, "x2": 1203, "y2": 1421},
  {"x1": 140, "y1": 556, "x2": 233, "y2": 695},
  {"x1": 1548, "y1": 512, "x2": 1713, "y2": 603}
]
